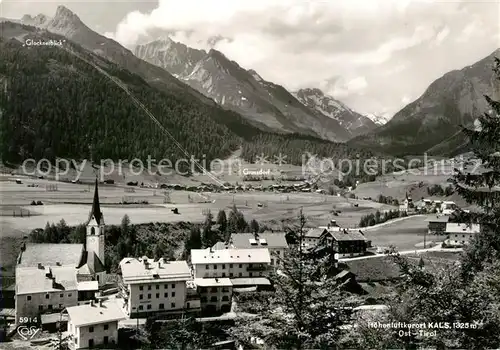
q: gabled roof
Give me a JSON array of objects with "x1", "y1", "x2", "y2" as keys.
[
  {"x1": 230, "y1": 232, "x2": 288, "y2": 249},
  {"x1": 88, "y1": 179, "x2": 103, "y2": 225},
  {"x1": 16, "y1": 266, "x2": 78, "y2": 295},
  {"x1": 119, "y1": 257, "x2": 191, "y2": 284},
  {"x1": 305, "y1": 228, "x2": 327, "y2": 238},
  {"x1": 323, "y1": 229, "x2": 367, "y2": 242},
  {"x1": 66, "y1": 300, "x2": 126, "y2": 327},
  {"x1": 191, "y1": 248, "x2": 271, "y2": 265},
  {"x1": 18, "y1": 244, "x2": 84, "y2": 268},
  {"x1": 77, "y1": 251, "x2": 105, "y2": 275}
]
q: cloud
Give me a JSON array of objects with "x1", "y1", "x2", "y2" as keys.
[{"x1": 101, "y1": 0, "x2": 499, "y2": 118}]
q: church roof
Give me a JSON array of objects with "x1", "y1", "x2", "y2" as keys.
[
  {"x1": 18, "y1": 244, "x2": 84, "y2": 268},
  {"x1": 88, "y1": 179, "x2": 103, "y2": 225},
  {"x1": 77, "y1": 251, "x2": 106, "y2": 275}
]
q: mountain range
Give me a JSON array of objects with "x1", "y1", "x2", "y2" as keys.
[
  {"x1": 1, "y1": 5, "x2": 498, "y2": 159},
  {"x1": 134, "y1": 38, "x2": 377, "y2": 141},
  {"x1": 349, "y1": 48, "x2": 500, "y2": 156}
]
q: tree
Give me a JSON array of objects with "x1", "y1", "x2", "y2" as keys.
[
  {"x1": 229, "y1": 210, "x2": 360, "y2": 349},
  {"x1": 250, "y1": 219, "x2": 260, "y2": 234},
  {"x1": 216, "y1": 209, "x2": 227, "y2": 234}
]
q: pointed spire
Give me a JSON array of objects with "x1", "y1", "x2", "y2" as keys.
[{"x1": 88, "y1": 178, "x2": 103, "y2": 225}]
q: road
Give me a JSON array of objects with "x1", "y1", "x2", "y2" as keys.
[{"x1": 338, "y1": 246, "x2": 463, "y2": 262}]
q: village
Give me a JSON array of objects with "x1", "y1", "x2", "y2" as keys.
[{"x1": 0, "y1": 173, "x2": 476, "y2": 349}]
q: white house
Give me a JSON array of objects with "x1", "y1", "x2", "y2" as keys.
[
  {"x1": 219, "y1": 232, "x2": 288, "y2": 267},
  {"x1": 15, "y1": 266, "x2": 78, "y2": 324},
  {"x1": 193, "y1": 278, "x2": 232, "y2": 313},
  {"x1": 441, "y1": 201, "x2": 457, "y2": 215},
  {"x1": 118, "y1": 257, "x2": 193, "y2": 318},
  {"x1": 445, "y1": 223, "x2": 481, "y2": 246},
  {"x1": 66, "y1": 299, "x2": 126, "y2": 349}
]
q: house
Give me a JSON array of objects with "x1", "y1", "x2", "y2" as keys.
[
  {"x1": 426, "y1": 215, "x2": 449, "y2": 235},
  {"x1": 15, "y1": 266, "x2": 78, "y2": 324},
  {"x1": 445, "y1": 223, "x2": 481, "y2": 247},
  {"x1": 319, "y1": 229, "x2": 368, "y2": 258},
  {"x1": 304, "y1": 228, "x2": 327, "y2": 247},
  {"x1": 191, "y1": 248, "x2": 271, "y2": 282},
  {"x1": 14, "y1": 181, "x2": 107, "y2": 325},
  {"x1": 223, "y1": 232, "x2": 288, "y2": 267},
  {"x1": 118, "y1": 257, "x2": 193, "y2": 318},
  {"x1": 66, "y1": 299, "x2": 126, "y2": 349}
]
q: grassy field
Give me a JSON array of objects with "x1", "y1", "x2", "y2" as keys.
[{"x1": 363, "y1": 215, "x2": 443, "y2": 251}]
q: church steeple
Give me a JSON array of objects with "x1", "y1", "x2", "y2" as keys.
[{"x1": 88, "y1": 179, "x2": 103, "y2": 225}]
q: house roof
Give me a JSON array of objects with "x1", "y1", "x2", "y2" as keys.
[
  {"x1": 191, "y1": 248, "x2": 271, "y2": 265},
  {"x1": 119, "y1": 257, "x2": 191, "y2": 284},
  {"x1": 193, "y1": 278, "x2": 232, "y2": 287},
  {"x1": 325, "y1": 229, "x2": 367, "y2": 242},
  {"x1": 77, "y1": 251, "x2": 105, "y2": 275},
  {"x1": 305, "y1": 228, "x2": 327, "y2": 238},
  {"x1": 77, "y1": 281, "x2": 99, "y2": 291},
  {"x1": 230, "y1": 232, "x2": 288, "y2": 249},
  {"x1": 66, "y1": 300, "x2": 126, "y2": 327},
  {"x1": 445, "y1": 223, "x2": 481, "y2": 234},
  {"x1": 16, "y1": 266, "x2": 78, "y2": 295},
  {"x1": 18, "y1": 244, "x2": 84, "y2": 268},
  {"x1": 212, "y1": 241, "x2": 229, "y2": 250}
]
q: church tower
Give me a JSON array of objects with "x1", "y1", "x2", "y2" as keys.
[{"x1": 86, "y1": 179, "x2": 105, "y2": 265}]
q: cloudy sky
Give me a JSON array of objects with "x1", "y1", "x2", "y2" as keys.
[{"x1": 2, "y1": 0, "x2": 499, "y2": 119}]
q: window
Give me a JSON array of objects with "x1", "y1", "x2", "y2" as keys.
[
  {"x1": 239, "y1": 264, "x2": 242, "y2": 268},
  {"x1": 159, "y1": 303, "x2": 164, "y2": 309},
  {"x1": 271, "y1": 259, "x2": 274, "y2": 265},
  {"x1": 59, "y1": 304, "x2": 63, "y2": 309},
  {"x1": 147, "y1": 294, "x2": 151, "y2": 299},
  {"x1": 48, "y1": 304, "x2": 52, "y2": 310},
  {"x1": 104, "y1": 324, "x2": 109, "y2": 330},
  {"x1": 249, "y1": 272, "x2": 253, "y2": 277},
  {"x1": 230, "y1": 273, "x2": 233, "y2": 277},
  {"x1": 89, "y1": 326, "x2": 94, "y2": 333},
  {"x1": 45, "y1": 294, "x2": 50, "y2": 299},
  {"x1": 164, "y1": 293, "x2": 168, "y2": 298},
  {"x1": 277, "y1": 251, "x2": 280, "y2": 255},
  {"x1": 171, "y1": 283, "x2": 175, "y2": 289},
  {"x1": 139, "y1": 286, "x2": 143, "y2": 291},
  {"x1": 39, "y1": 305, "x2": 43, "y2": 311},
  {"x1": 156, "y1": 293, "x2": 159, "y2": 298},
  {"x1": 210, "y1": 296, "x2": 217, "y2": 302},
  {"x1": 68, "y1": 294, "x2": 72, "y2": 298},
  {"x1": 206, "y1": 264, "x2": 209, "y2": 269},
  {"x1": 201, "y1": 297, "x2": 207, "y2": 302},
  {"x1": 229, "y1": 264, "x2": 233, "y2": 268},
  {"x1": 139, "y1": 294, "x2": 143, "y2": 300},
  {"x1": 147, "y1": 305, "x2": 152, "y2": 310},
  {"x1": 222, "y1": 296, "x2": 229, "y2": 301},
  {"x1": 171, "y1": 292, "x2": 175, "y2": 297},
  {"x1": 222, "y1": 264, "x2": 225, "y2": 269},
  {"x1": 213, "y1": 265, "x2": 217, "y2": 269},
  {"x1": 211, "y1": 287, "x2": 217, "y2": 292},
  {"x1": 88, "y1": 339, "x2": 94, "y2": 348},
  {"x1": 222, "y1": 273, "x2": 226, "y2": 277},
  {"x1": 60, "y1": 293, "x2": 63, "y2": 298},
  {"x1": 104, "y1": 336, "x2": 109, "y2": 345},
  {"x1": 139, "y1": 305, "x2": 143, "y2": 310},
  {"x1": 26, "y1": 296, "x2": 31, "y2": 301},
  {"x1": 171, "y1": 303, "x2": 175, "y2": 308},
  {"x1": 156, "y1": 285, "x2": 160, "y2": 290},
  {"x1": 239, "y1": 273, "x2": 242, "y2": 277},
  {"x1": 148, "y1": 285, "x2": 151, "y2": 290}
]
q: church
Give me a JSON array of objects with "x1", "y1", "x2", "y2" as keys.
[{"x1": 15, "y1": 180, "x2": 107, "y2": 324}]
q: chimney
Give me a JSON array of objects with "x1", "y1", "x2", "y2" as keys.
[
  {"x1": 90, "y1": 300, "x2": 95, "y2": 307},
  {"x1": 158, "y1": 261, "x2": 161, "y2": 268},
  {"x1": 99, "y1": 299, "x2": 103, "y2": 307}
]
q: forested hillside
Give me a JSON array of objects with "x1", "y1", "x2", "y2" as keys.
[{"x1": 0, "y1": 22, "x2": 376, "y2": 171}]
